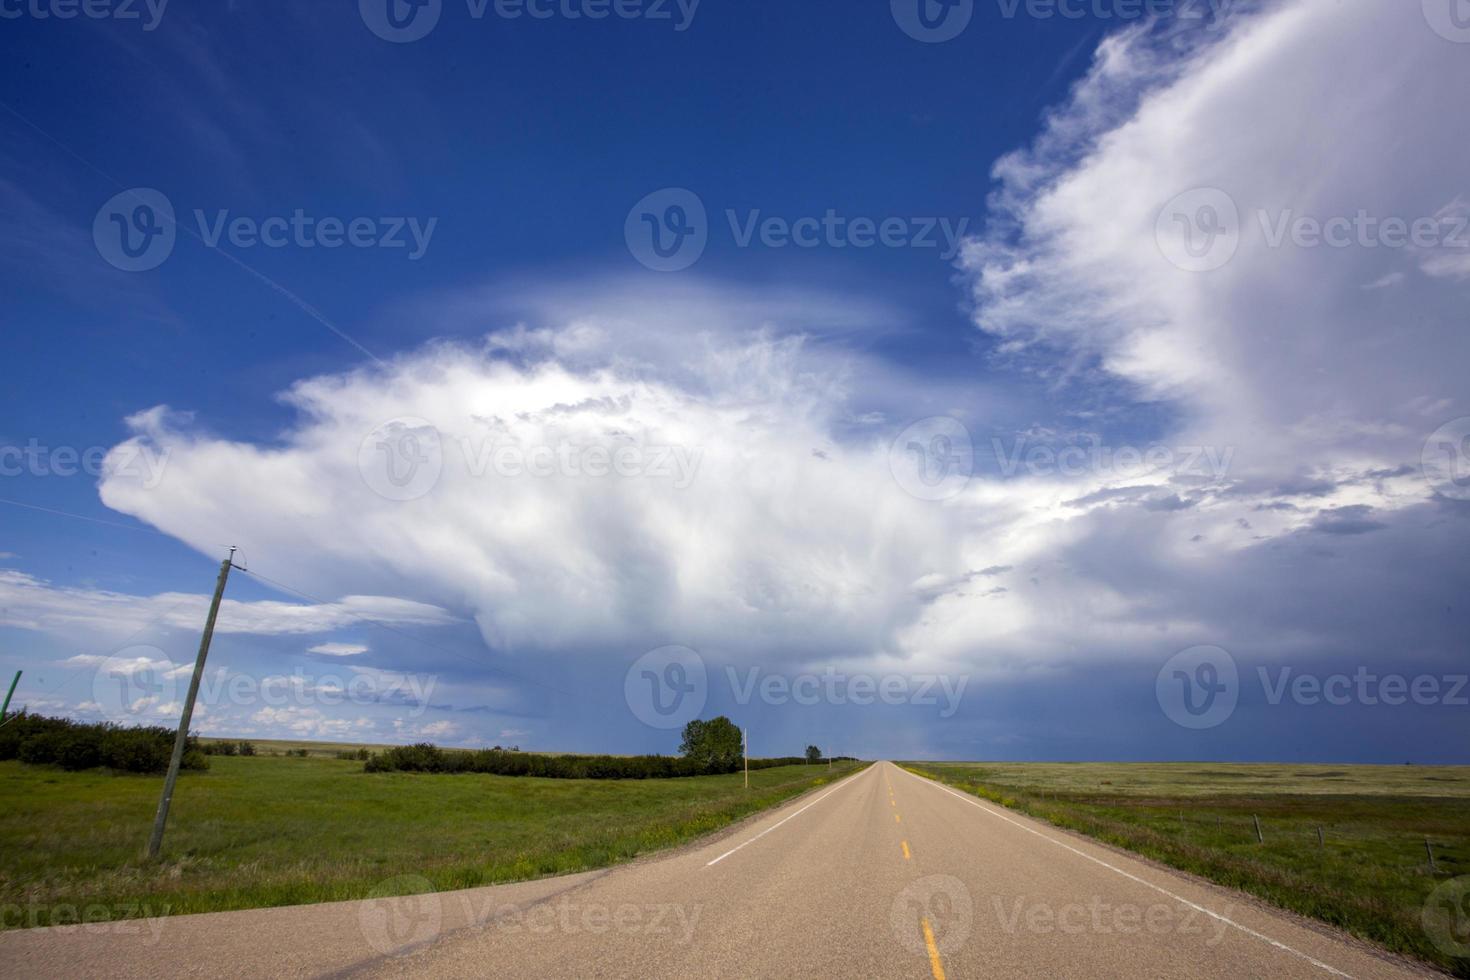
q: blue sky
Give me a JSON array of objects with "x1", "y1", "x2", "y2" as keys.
[{"x1": 2, "y1": 0, "x2": 1468, "y2": 762}]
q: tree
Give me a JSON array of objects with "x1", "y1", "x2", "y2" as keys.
[
  {"x1": 805, "y1": 744, "x2": 822, "y2": 764},
  {"x1": 679, "y1": 716, "x2": 743, "y2": 771}
]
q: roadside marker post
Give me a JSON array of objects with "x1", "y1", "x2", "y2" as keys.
[{"x1": 743, "y1": 727, "x2": 748, "y2": 790}]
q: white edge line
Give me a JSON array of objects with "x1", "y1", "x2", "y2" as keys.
[
  {"x1": 705, "y1": 764, "x2": 871, "y2": 867},
  {"x1": 897, "y1": 764, "x2": 1355, "y2": 979}
]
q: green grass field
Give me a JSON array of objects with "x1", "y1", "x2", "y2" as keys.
[
  {"x1": 0, "y1": 755, "x2": 866, "y2": 929},
  {"x1": 902, "y1": 762, "x2": 1470, "y2": 977}
]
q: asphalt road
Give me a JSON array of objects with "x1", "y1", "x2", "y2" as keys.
[{"x1": 0, "y1": 762, "x2": 1437, "y2": 979}]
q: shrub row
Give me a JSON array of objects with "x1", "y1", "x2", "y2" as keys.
[
  {"x1": 0, "y1": 713, "x2": 207, "y2": 774},
  {"x1": 363, "y1": 744, "x2": 824, "y2": 779},
  {"x1": 201, "y1": 740, "x2": 257, "y2": 756}
]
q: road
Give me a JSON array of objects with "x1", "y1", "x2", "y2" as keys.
[{"x1": 0, "y1": 762, "x2": 1436, "y2": 979}]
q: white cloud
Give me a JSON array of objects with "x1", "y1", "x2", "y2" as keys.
[
  {"x1": 0, "y1": 569, "x2": 456, "y2": 639},
  {"x1": 307, "y1": 642, "x2": 369, "y2": 657},
  {"x1": 962, "y1": 0, "x2": 1469, "y2": 482},
  {"x1": 95, "y1": 310, "x2": 968, "y2": 668},
  {"x1": 61, "y1": 2, "x2": 1469, "y2": 716}
]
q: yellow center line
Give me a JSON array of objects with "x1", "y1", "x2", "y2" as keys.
[
  {"x1": 921, "y1": 916, "x2": 947, "y2": 980},
  {"x1": 901, "y1": 840, "x2": 911, "y2": 860},
  {"x1": 895, "y1": 813, "x2": 901, "y2": 823}
]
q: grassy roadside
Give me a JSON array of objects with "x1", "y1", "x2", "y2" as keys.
[
  {"x1": 901, "y1": 762, "x2": 1470, "y2": 977},
  {"x1": 0, "y1": 757, "x2": 867, "y2": 929}
]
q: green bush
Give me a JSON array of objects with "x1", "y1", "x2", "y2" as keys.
[
  {"x1": 0, "y1": 713, "x2": 206, "y2": 774},
  {"x1": 363, "y1": 743, "x2": 813, "y2": 779}
]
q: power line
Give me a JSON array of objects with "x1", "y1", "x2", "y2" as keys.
[{"x1": 0, "y1": 496, "x2": 165, "y2": 535}]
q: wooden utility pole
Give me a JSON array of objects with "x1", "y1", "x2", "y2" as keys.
[
  {"x1": 743, "y1": 727, "x2": 748, "y2": 790},
  {"x1": 147, "y1": 548, "x2": 236, "y2": 859},
  {"x1": 0, "y1": 670, "x2": 20, "y2": 721}
]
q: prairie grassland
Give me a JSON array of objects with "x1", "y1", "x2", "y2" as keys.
[{"x1": 0, "y1": 756, "x2": 865, "y2": 928}]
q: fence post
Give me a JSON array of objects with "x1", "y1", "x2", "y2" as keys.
[
  {"x1": 1426, "y1": 839, "x2": 1438, "y2": 872},
  {"x1": 1253, "y1": 814, "x2": 1264, "y2": 843},
  {"x1": 1317, "y1": 826, "x2": 1324, "y2": 849}
]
